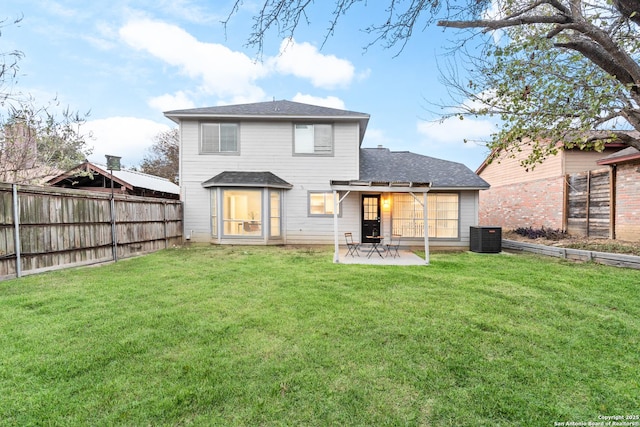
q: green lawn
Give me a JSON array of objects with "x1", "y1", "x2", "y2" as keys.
[{"x1": 1, "y1": 246, "x2": 639, "y2": 426}]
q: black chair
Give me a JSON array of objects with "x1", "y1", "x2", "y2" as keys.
[
  {"x1": 385, "y1": 234, "x2": 401, "y2": 258},
  {"x1": 344, "y1": 232, "x2": 361, "y2": 257}
]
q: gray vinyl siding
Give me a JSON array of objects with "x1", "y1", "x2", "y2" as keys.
[{"x1": 180, "y1": 119, "x2": 361, "y2": 244}]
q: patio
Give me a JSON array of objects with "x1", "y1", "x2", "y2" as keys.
[{"x1": 336, "y1": 245, "x2": 427, "y2": 265}]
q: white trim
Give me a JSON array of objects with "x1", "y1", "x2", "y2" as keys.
[{"x1": 333, "y1": 190, "x2": 351, "y2": 263}]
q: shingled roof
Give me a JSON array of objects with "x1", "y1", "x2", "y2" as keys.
[
  {"x1": 597, "y1": 146, "x2": 640, "y2": 165},
  {"x1": 359, "y1": 147, "x2": 489, "y2": 189},
  {"x1": 164, "y1": 100, "x2": 370, "y2": 143},
  {"x1": 47, "y1": 161, "x2": 180, "y2": 199},
  {"x1": 202, "y1": 171, "x2": 293, "y2": 189}
]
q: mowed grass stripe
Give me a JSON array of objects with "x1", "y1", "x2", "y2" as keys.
[{"x1": 1, "y1": 246, "x2": 638, "y2": 426}]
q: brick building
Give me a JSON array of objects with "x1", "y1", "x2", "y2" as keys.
[
  {"x1": 475, "y1": 140, "x2": 632, "y2": 239},
  {"x1": 596, "y1": 147, "x2": 640, "y2": 241}
]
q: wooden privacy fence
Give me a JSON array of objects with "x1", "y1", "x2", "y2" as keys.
[
  {"x1": 566, "y1": 168, "x2": 611, "y2": 238},
  {"x1": 0, "y1": 182, "x2": 182, "y2": 280}
]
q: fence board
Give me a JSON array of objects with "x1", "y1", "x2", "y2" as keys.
[
  {"x1": 0, "y1": 182, "x2": 182, "y2": 280},
  {"x1": 566, "y1": 169, "x2": 610, "y2": 238}
]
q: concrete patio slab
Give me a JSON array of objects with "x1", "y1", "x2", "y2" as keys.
[{"x1": 335, "y1": 246, "x2": 428, "y2": 265}]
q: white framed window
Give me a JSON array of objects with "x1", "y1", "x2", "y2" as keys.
[
  {"x1": 428, "y1": 193, "x2": 459, "y2": 238},
  {"x1": 270, "y1": 191, "x2": 281, "y2": 238},
  {"x1": 294, "y1": 124, "x2": 333, "y2": 155},
  {"x1": 210, "y1": 188, "x2": 218, "y2": 237},
  {"x1": 222, "y1": 189, "x2": 262, "y2": 236},
  {"x1": 201, "y1": 123, "x2": 238, "y2": 154},
  {"x1": 391, "y1": 193, "x2": 459, "y2": 238},
  {"x1": 309, "y1": 192, "x2": 339, "y2": 216}
]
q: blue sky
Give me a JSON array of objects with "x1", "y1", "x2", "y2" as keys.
[{"x1": 3, "y1": 0, "x2": 497, "y2": 171}]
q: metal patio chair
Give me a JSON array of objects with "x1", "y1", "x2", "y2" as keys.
[
  {"x1": 344, "y1": 232, "x2": 361, "y2": 257},
  {"x1": 385, "y1": 234, "x2": 401, "y2": 258}
]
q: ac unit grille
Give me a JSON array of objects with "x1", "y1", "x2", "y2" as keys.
[{"x1": 470, "y1": 226, "x2": 502, "y2": 253}]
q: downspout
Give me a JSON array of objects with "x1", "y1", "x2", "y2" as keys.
[{"x1": 12, "y1": 184, "x2": 22, "y2": 278}]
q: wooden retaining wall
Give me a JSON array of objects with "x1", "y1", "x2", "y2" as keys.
[
  {"x1": 0, "y1": 183, "x2": 182, "y2": 280},
  {"x1": 502, "y1": 239, "x2": 640, "y2": 270}
]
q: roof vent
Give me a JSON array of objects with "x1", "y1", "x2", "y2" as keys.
[{"x1": 377, "y1": 144, "x2": 384, "y2": 149}]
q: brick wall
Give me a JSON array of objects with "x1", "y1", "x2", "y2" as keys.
[
  {"x1": 615, "y1": 161, "x2": 640, "y2": 241},
  {"x1": 479, "y1": 176, "x2": 565, "y2": 230}
]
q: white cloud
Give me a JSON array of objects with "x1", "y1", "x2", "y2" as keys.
[
  {"x1": 417, "y1": 117, "x2": 496, "y2": 146},
  {"x1": 85, "y1": 117, "x2": 171, "y2": 167},
  {"x1": 148, "y1": 91, "x2": 196, "y2": 112},
  {"x1": 271, "y1": 38, "x2": 356, "y2": 89},
  {"x1": 361, "y1": 128, "x2": 396, "y2": 148},
  {"x1": 153, "y1": 0, "x2": 223, "y2": 24},
  {"x1": 42, "y1": 1, "x2": 80, "y2": 19},
  {"x1": 119, "y1": 18, "x2": 267, "y2": 101},
  {"x1": 291, "y1": 93, "x2": 345, "y2": 109}
]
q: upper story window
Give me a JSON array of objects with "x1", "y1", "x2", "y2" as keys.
[
  {"x1": 201, "y1": 123, "x2": 239, "y2": 154},
  {"x1": 294, "y1": 124, "x2": 333, "y2": 155}
]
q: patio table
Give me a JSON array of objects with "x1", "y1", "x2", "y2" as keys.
[{"x1": 366, "y1": 236, "x2": 384, "y2": 258}]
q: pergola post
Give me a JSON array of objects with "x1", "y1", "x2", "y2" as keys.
[
  {"x1": 424, "y1": 192, "x2": 429, "y2": 265},
  {"x1": 333, "y1": 190, "x2": 339, "y2": 263},
  {"x1": 332, "y1": 190, "x2": 351, "y2": 263}
]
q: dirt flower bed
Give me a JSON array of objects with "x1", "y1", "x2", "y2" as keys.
[{"x1": 503, "y1": 230, "x2": 640, "y2": 257}]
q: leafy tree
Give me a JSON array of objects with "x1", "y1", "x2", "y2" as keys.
[
  {"x1": 1, "y1": 100, "x2": 92, "y2": 183},
  {"x1": 140, "y1": 128, "x2": 179, "y2": 184},
  {"x1": 1, "y1": 17, "x2": 92, "y2": 184},
  {"x1": 225, "y1": 0, "x2": 640, "y2": 167},
  {"x1": 1, "y1": 16, "x2": 24, "y2": 105}
]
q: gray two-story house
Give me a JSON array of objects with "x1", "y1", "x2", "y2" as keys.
[{"x1": 165, "y1": 100, "x2": 489, "y2": 260}]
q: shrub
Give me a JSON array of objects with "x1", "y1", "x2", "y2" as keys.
[{"x1": 514, "y1": 226, "x2": 567, "y2": 240}]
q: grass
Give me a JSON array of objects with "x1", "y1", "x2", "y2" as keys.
[{"x1": 1, "y1": 246, "x2": 639, "y2": 426}]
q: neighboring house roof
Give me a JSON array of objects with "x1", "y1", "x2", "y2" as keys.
[
  {"x1": 48, "y1": 161, "x2": 180, "y2": 198},
  {"x1": 597, "y1": 146, "x2": 640, "y2": 165},
  {"x1": 164, "y1": 99, "x2": 370, "y2": 144},
  {"x1": 202, "y1": 171, "x2": 293, "y2": 189},
  {"x1": 359, "y1": 147, "x2": 490, "y2": 190},
  {"x1": 475, "y1": 134, "x2": 633, "y2": 175}
]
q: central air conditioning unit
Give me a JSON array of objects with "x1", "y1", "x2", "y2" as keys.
[{"x1": 470, "y1": 226, "x2": 502, "y2": 253}]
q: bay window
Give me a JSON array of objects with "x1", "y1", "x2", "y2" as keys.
[{"x1": 222, "y1": 189, "x2": 262, "y2": 235}]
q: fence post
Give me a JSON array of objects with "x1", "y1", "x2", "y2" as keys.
[
  {"x1": 110, "y1": 196, "x2": 118, "y2": 262},
  {"x1": 12, "y1": 184, "x2": 22, "y2": 278},
  {"x1": 163, "y1": 201, "x2": 168, "y2": 249}
]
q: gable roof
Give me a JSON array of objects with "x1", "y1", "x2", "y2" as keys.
[
  {"x1": 475, "y1": 131, "x2": 636, "y2": 175},
  {"x1": 164, "y1": 99, "x2": 370, "y2": 144},
  {"x1": 359, "y1": 147, "x2": 489, "y2": 190},
  {"x1": 597, "y1": 146, "x2": 640, "y2": 165},
  {"x1": 202, "y1": 171, "x2": 293, "y2": 189},
  {"x1": 48, "y1": 161, "x2": 180, "y2": 198}
]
